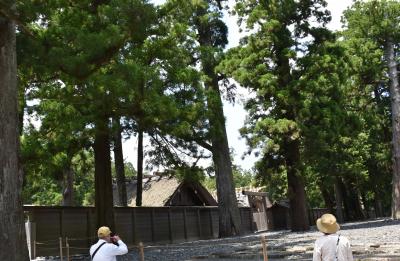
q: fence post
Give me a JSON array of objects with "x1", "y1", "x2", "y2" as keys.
[
  {"x1": 151, "y1": 208, "x2": 155, "y2": 242},
  {"x1": 197, "y1": 208, "x2": 202, "y2": 239},
  {"x1": 208, "y1": 209, "x2": 214, "y2": 238},
  {"x1": 183, "y1": 208, "x2": 188, "y2": 240},
  {"x1": 168, "y1": 208, "x2": 173, "y2": 243},
  {"x1": 33, "y1": 240, "x2": 36, "y2": 260},
  {"x1": 139, "y1": 242, "x2": 144, "y2": 261},
  {"x1": 60, "y1": 209, "x2": 64, "y2": 239},
  {"x1": 59, "y1": 237, "x2": 63, "y2": 261},
  {"x1": 66, "y1": 237, "x2": 70, "y2": 261},
  {"x1": 132, "y1": 208, "x2": 137, "y2": 244},
  {"x1": 249, "y1": 208, "x2": 255, "y2": 232},
  {"x1": 261, "y1": 235, "x2": 268, "y2": 261},
  {"x1": 86, "y1": 209, "x2": 91, "y2": 248},
  {"x1": 25, "y1": 220, "x2": 36, "y2": 260}
]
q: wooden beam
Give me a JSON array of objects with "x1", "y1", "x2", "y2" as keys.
[{"x1": 242, "y1": 191, "x2": 269, "y2": 197}]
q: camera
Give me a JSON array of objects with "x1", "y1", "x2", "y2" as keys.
[{"x1": 110, "y1": 232, "x2": 119, "y2": 246}]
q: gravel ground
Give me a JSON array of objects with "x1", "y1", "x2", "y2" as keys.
[{"x1": 34, "y1": 218, "x2": 400, "y2": 261}]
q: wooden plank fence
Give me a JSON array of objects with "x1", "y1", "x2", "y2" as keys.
[{"x1": 24, "y1": 206, "x2": 253, "y2": 258}]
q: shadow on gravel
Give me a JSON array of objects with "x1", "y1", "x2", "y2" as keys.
[{"x1": 340, "y1": 219, "x2": 400, "y2": 230}]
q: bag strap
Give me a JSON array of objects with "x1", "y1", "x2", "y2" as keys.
[
  {"x1": 91, "y1": 242, "x2": 106, "y2": 260},
  {"x1": 335, "y1": 235, "x2": 341, "y2": 261}
]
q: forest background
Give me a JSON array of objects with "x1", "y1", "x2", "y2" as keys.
[{"x1": 4, "y1": 0, "x2": 400, "y2": 259}]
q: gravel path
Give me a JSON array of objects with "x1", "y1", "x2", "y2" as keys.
[{"x1": 34, "y1": 218, "x2": 400, "y2": 261}]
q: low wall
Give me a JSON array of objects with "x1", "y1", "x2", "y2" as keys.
[{"x1": 24, "y1": 206, "x2": 254, "y2": 258}]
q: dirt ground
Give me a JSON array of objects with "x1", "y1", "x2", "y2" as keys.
[
  {"x1": 129, "y1": 218, "x2": 400, "y2": 261},
  {"x1": 35, "y1": 218, "x2": 400, "y2": 260}
]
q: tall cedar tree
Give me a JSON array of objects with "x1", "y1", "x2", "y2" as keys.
[
  {"x1": 162, "y1": 0, "x2": 242, "y2": 236},
  {"x1": 340, "y1": 18, "x2": 392, "y2": 218},
  {"x1": 343, "y1": 0, "x2": 400, "y2": 219},
  {"x1": 194, "y1": 1, "x2": 242, "y2": 236},
  {"x1": 113, "y1": 117, "x2": 128, "y2": 206},
  {"x1": 220, "y1": 0, "x2": 335, "y2": 231},
  {"x1": 0, "y1": 1, "x2": 30, "y2": 259},
  {"x1": 16, "y1": 0, "x2": 156, "y2": 229}
]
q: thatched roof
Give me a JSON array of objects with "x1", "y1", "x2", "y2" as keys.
[
  {"x1": 113, "y1": 176, "x2": 217, "y2": 207},
  {"x1": 129, "y1": 176, "x2": 180, "y2": 207}
]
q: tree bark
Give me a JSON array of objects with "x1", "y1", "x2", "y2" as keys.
[
  {"x1": 374, "y1": 196, "x2": 383, "y2": 217},
  {"x1": 0, "y1": 7, "x2": 30, "y2": 260},
  {"x1": 285, "y1": 140, "x2": 310, "y2": 231},
  {"x1": 136, "y1": 128, "x2": 144, "y2": 207},
  {"x1": 94, "y1": 118, "x2": 115, "y2": 229},
  {"x1": 62, "y1": 167, "x2": 74, "y2": 206},
  {"x1": 343, "y1": 181, "x2": 365, "y2": 220},
  {"x1": 195, "y1": 10, "x2": 242, "y2": 236},
  {"x1": 334, "y1": 177, "x2": 344, "y2": 223},
  {"x1": 208, "y1": 87, "x2": 242, "y2": 237},
  {"x1": 385, "y1": 39, "x2": 400, "y2": 219},
  {"x1": 340, "y1": 179, "x2": 352, "y2": 221},
  {"x1": 113, "y1": 117, "x2": 127, "y2": 206},
  {"x1": 319, "y1": 182, "x2": 335, "y2": 214},
  {"x1": 274, "y1": 25, "x2": 309, "y2": 230}
]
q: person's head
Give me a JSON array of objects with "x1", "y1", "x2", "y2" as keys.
[
  {"x1": 97, "y1": 226, "x2": 112, "y2": 242},
  {"x1": 316, "y1": 213, "x2": 340, "y2": 234}
]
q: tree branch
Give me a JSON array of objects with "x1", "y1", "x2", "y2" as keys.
[{"x1": 0, "y1": 5, "x2": 34, "y2": 37}]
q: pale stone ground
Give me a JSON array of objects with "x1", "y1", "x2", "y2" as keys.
[{"x1": 34, "y1": 218, "x2": 400, "y2": 261}]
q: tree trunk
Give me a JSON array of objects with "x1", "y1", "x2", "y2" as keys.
[
  {"x1": 275, "y1": 26, "x2": 309, "y2": 230},
  {"x1": 374, "y1": 196, "x2": 383, "y2": 217},
  {"x1": 386, "y1": 39, "x2": 400, "y2": 219},
  {"x1": 341, "y1": 178, "x2": 365, "y2": 221},
  {"x1": 334, "y1": 177, "x2": 344, "y2": 223},
  {"x1": 340, "y1": 179, "x2": 352, "y2": 221},
  {"x1": 18, "y1": 88, "x2": 25, "y2": 136},
  {"x1": 319, "y1": 182, "x2": 335, "y2": 214},
  {"x1": 62, "y1": 167, "x2": 74, "y2": 206},
  {"x1": 285, "y1": 140, "x2": 310, "y2": 231},
  {"x1": 194, "y1": 5, "x2": 242, "y2": 237},
  {"x1": 113, "y1": 117, "x2": 127, "y2": 206},
  {"x1": 361, "y1": 192, "x2": 369, "y2": 218},
  {"x1": 94, "y1": 118, "x2": 115, "y2": 229},
  {"x1": 208, "y1": 88, "x2": 242, "y2": 237},
  {"x1": 373, "y1": 178, "x2": 384, "y2": 217},
  {"x1": 0, "y1": 9, "x2": 30, "y2": 260},
  {"x1": 136, "y1": 128, "x2": 144, "y2": 207}
]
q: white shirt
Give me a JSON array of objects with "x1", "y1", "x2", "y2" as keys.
[
  {"x1": 313, "y1": 233, "x2": 354, "y2": 261},
  {"x1": 89, "y1": 239, "x2": 128, "y2": 261}
]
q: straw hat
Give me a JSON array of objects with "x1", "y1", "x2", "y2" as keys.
[
  {"x1": 316, "y1": 213, "x2": 340, "y2": 234},
  {"x1": 97, "y1": 226, "x2": 111, "y2": 238}
]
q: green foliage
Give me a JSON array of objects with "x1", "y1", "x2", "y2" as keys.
[
  {"x1": 253, "y1": 158, "x2": 288, "y2": 201},
  {"x1": 219, "y1": 0, "x2": 338, "y2": 211},
  {"x1": 21, "y1": 127, "x2": 96, "y2": 206},
  {"x1": 111, "y1": 161, "x2": 137, "y2": 178},
  {"x1": 18, "y1": 0, "x2": 212, "y2": 207},
  {"x1": 174, "y1": 166, "x2": 206, "y2": 183},
  {"x1": 338, "y1": 0, "x2": 396, "y2": 213},
  {"x1": 202, "y1": 165, "x2": 255, "y2": 191},
  {"x1": 72, "y1": 151, "x2": 95, "y2": 206},
  {"x1": 15, "y1": 0, "x2": 397, "y2": 218}
]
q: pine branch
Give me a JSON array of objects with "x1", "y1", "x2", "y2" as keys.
[{"x1": 0, "y1": 4, "x2": 34, "y2": 37}]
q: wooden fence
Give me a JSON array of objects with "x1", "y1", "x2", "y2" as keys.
[
  {"x1": 308, "y1": 208, "x2": 330, "y2": 226},
  {"x1": 24, "y1": 206, "x2": 254, "y2": 258}
]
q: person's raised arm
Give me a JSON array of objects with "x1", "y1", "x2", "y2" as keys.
[{"x1": 110, "y1": 236, "x2": 128, "y2": 255}]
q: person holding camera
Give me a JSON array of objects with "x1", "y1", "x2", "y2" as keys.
[{"x1": 90, "y1": 226, "x2": 128, "y2": 261}]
